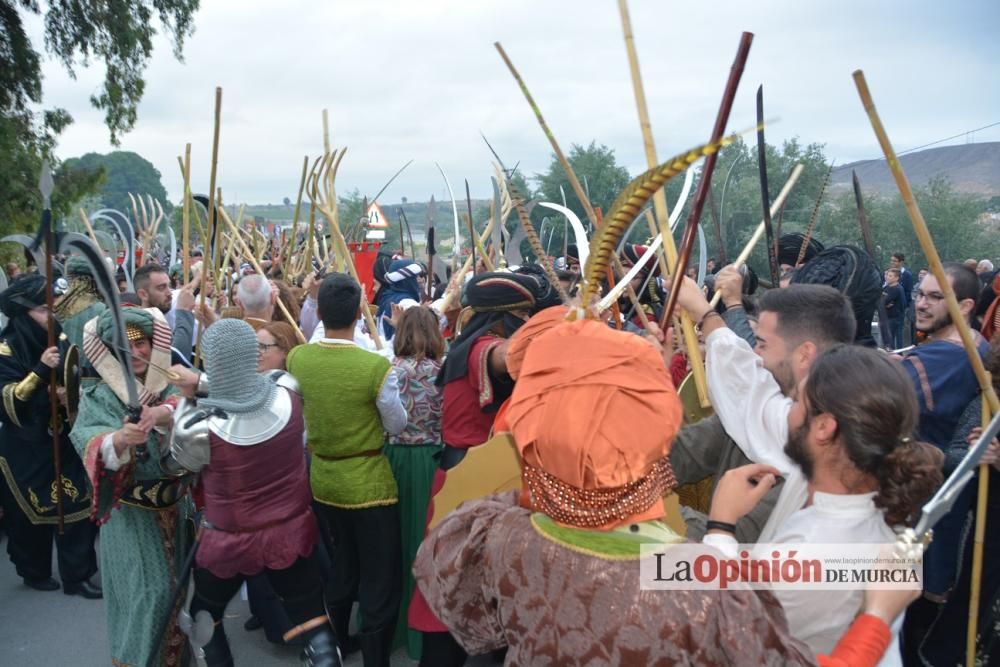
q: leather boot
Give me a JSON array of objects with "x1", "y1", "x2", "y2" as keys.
[
  {"x1": 301, "y1": 626, "x2": 343, "y2": 667},
  {"x1": 201, "y1": 624, "x2": 234, "y2": 667},
  {"x1": 358, "y1": 626, "x2": 393, "y2": 667},
  {"x1": 328, "y1": 603, "x2": 359, "y2": 656}
]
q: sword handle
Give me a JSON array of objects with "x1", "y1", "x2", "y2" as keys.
[{"x1": 127, "y1": 406, "x2": 150, "y2": 462}]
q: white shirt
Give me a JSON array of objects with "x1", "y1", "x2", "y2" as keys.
[
  {"x1": 702, "y1": 327, "x2": 902, "y2": 664},
  {"x1": 317, "y1": 337, "x2": 408, "y2": 435}
]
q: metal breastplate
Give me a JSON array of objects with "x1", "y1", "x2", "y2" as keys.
[{"x1": 205, "y1": 387, "x2": 293, "y2": 446}]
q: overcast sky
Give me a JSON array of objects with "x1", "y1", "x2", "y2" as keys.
[{"x1": 26, "y1": 0, "x2": 1000, "y2": 206}]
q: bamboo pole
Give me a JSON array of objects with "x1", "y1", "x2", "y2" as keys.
[
  {"x1": 708, "y1": 164, "x2": 804, "y2": 308},
  {"x1": 617, "y1": 0, "x2": 709, "y2": 406},
  {"x1": 217, "y1": 206, "x2": 307, "y2": 344},
  {"x1": 284, "y1": 156, "x2": 309, "y2": 271},
  {"x1": 77, "y1": 208, "x2": 101, "y2": 249},
  {"x1": 854, "y1": 71, "x2": 998, "y2": 667},
  {"x1": 194, "y1": 87, "x2": 223, "y2": 367},
  {"x1": 182, "y1": 144, "x2": 192, "y2": 281}
]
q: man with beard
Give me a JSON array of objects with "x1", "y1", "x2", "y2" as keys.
[
  {"x1": 668, "y1": 281, "x2": 855, "y2": 542},
  {"x1": 896, "y1": 262, "x2": 988, "y2": 663},
  {"x1": 704, "y1": 345, "x2": 942, "y2": 661},
  {"x1": 0, "y1": 275, "x2": 101, "y2": 597},
  {"x1": 134, "y1": 263, "x2": 173, "y2": 315},
  {"x1": 673, "y1": 277, "x2": 936, "y2": 661}
]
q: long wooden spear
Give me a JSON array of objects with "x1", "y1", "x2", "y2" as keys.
[
  {"x1": 854, "y1": 70, "x2": 998, "y2": 667},
  {"x1": 182, "y1": 144, "x2": 192, "y2": 281},
  {"x1": 661, "y1": 31, "x2": 754, "y2": 330},
  {"x1": 617, "y1": 0, "x2": 711, "y2": 405}
]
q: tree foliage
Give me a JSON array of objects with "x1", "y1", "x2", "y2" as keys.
[
  {"x1": 534, "y1": 142, "x2": 631, "y2": 222},
  {"x1": 63, "y1": 151, "x2": 169, "y2": 213},
  {"x1": 0, "y1": 112, "x2": 103, "y2": 266},
  {"x1": 2, "y1": 0, "x2": 199, "y2": 144}
]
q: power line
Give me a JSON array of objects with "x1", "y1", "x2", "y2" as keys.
[
  {"x1": 833, "y1": 120, "x2": 1000, "y2": 172},
  {"x1": 897, "y1": 120, "x2": 1000, "y2": 156}
]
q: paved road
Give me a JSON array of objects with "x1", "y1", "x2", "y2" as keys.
[{"x1": 0, "y1": 532, "x2": 493, "y2": 666}]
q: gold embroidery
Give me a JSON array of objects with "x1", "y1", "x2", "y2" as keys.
[
  {"x1": 0, "y1": 459, "x2": 90, "y2": 524},
  {"x1": 0, "y1": 341, "x2": 11, "y2": 356},
  {"x1": 2, "y1": 384, "x2": 22, "y2": 427},
  {"x1": 13, "y1": 371, "x2": 43, "y2": 401},
  {"x1": 52, "y1": 476, "x2": 81, "y2": 503},
  {"x1": 145, "y1": 481, "x2": 162, "y2": 503},
  {"x1": 29, "y1": 486, "x2": 55, "y2": 514}
]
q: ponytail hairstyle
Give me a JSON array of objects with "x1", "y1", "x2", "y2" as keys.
[{"x1": 803, "y1": 345, "x2": 944, "y2": 526}]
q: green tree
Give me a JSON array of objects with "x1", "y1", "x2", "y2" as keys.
[
  {"x1": 64, "y1": 151, "x2": 169, "y2": 214},
  {"x1": 0, "y1": 112, "x2": 103, "y2": 265},
  {"x1": 2, "y1": 0, "x2": 199, "y2": 144},
  {"x1": 534, "y1": 142, "x2": 631, "y2": 223}
]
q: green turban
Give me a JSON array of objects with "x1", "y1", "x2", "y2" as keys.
[
  {"x1": 96, "y1": 307, "x2": 155, "y2": 346},
  {"x1": 66, "y1": 256, "x2": 94, "y2": 278}
]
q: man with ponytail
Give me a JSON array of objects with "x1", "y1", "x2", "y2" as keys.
[{"x1": 674, "y1": 276, "x2": 942, "y2": 662}]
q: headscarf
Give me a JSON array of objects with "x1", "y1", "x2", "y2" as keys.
[
  {"x1": 84, "y1": 307, "x2": 173, "y2": 406},
  {"x1": 377, "y1": 258, "x2": 423, "y2": 338},
  {"x1": 505, "y1": 318, "x2": 682, "y2": 529},
  {"x1": 199, "y1": 319, "x2": 276, "y2": 414},
  {"x1": 437, "y1": 269, "x2": 561, "y2": 387},
  {"x1": 0, "y1": 274, "x2": 54, "y2": 368}
]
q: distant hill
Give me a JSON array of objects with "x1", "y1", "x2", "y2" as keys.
[{"x1": 831, "y1": 142, "x2": 1000, "y2": 197}]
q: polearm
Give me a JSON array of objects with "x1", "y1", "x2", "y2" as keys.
[
  {"x1": 661, "y1": 31, "x2": 754, "y2": 331},
  {"x1": 854, "y1": 70, "x2": 999, "y2": 667},
  {"x1": 852, "y1": 170, "x2": 877, "y2": 258},
  {"x1": 756, "y1": 85, "x2": 780, "y2": 286},
  {"x1": 38, "y1": 161, "x2": 65, "y2": 533},
  {"x1": 617, "y1": 0, "x2": 715, "y2": 406},
  {"x1": 181, "y1": 144, "x2": 192, "y2": 282},
  {"x1": 853, "y1": 169, "x2": 892, "y2": 349}
]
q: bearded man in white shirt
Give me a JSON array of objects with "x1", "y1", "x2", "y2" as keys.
[{"x1": 671, "y1": 273, "x2": 943, "y2": 664}]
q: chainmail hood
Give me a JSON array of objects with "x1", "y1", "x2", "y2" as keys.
[{"x1": 198, "y1": 319, "x2": 276, "y2": 414}]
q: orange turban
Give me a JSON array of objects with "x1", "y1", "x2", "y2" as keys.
[
  {"x1": 505, "y1": 318, "x2": 682, "y2": 529},
  {"x1": 506, "y1": 305, "x2": 570, "y2": 380}
]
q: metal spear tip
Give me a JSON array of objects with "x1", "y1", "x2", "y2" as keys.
[{"x1": 39, "y1": 160, "x2": 54, "y2": 207}]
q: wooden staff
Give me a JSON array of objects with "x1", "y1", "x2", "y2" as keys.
[
  {"x1": 194, "y1": 87, "x2": 223, "y2": 368},
  {"x1": 854, "y1": 70, "x2": 998, "y2": 667},
  {"x1": 661, "y1": 31, "x2": 754, "y2": 331},
  {"x1": 217, "y1": 206, "x2": 307, "y2": 344},
  {"x1": 77, "y1": 208, "x2": 101, "y2": 249},
  {"x1": 617, "y1": 0, "x2": 710, "y2": 406},
  {"x1": 708, "y1": 164, "x2": 804, "y2": 308},
  {"x1": 182, "y1": 144, "x2": 192, "y2": 281},
  {"x1": 284, "y1": 156, "x2": 309, "y2": 271}
]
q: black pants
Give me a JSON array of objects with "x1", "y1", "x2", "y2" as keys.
[
  {"x1": 191, "y1": 550, "x2": 327, "y2": 629},
  {"x1": 317, "y1": 503, "x2": 401, "y2": 634},
  {"x1": 0, "y1": 481, "x2": 97, "y2": 584}
]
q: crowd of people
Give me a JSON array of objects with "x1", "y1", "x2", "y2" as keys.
[{"x1": 0, "y1": 229, "x2": 997, "y2": 667}]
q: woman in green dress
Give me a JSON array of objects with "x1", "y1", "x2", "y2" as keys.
[
  {"x1": 70, "y1": 307, "x2": 188, "y2": 667},
  {"x1": 384, "y1": 305, "x2": 444, "y2": 660}
]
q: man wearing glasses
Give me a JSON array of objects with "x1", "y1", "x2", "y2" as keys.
[{"x1": 898, "y1": 262, "x2": 989, "y2": 664}]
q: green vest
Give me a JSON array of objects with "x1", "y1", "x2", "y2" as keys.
[{"x1": 287, "y1": 341, "x2": 398, "y2": 508}]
